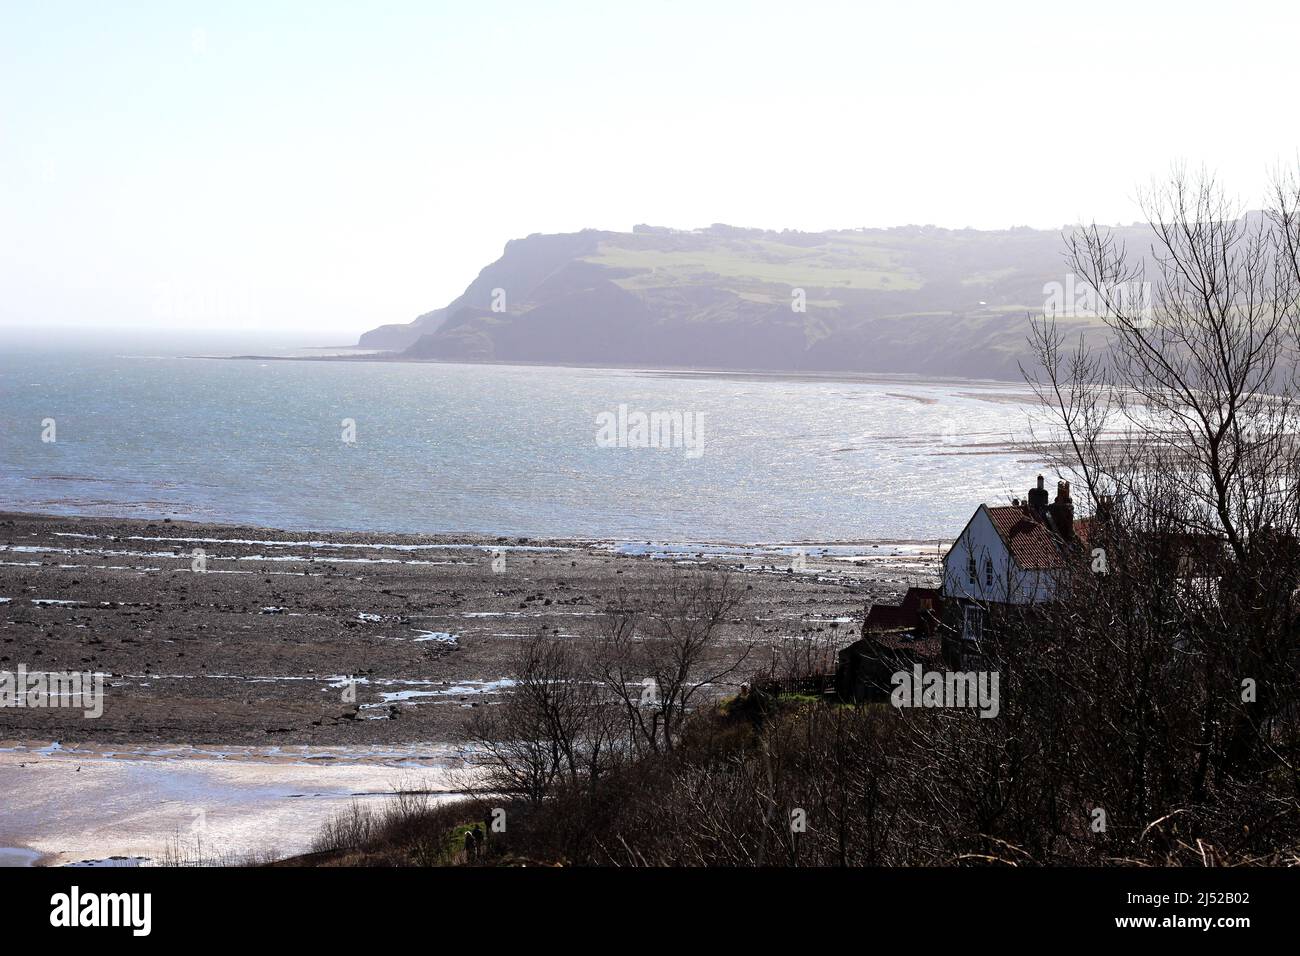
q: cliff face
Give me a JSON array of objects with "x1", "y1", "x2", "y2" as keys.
[
  {"x1": 361, "y1": 222, "x2": 1128, "y2": 379},
  {"x1": 358, "y1": 231, "x2": 610, "y2": 350}
]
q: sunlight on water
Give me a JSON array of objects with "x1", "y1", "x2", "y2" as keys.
[{"x1": 0, "y1": 337, "x2": 1051, "y2": 542}]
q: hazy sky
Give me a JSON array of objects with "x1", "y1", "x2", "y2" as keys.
[{"x1": 2, "y1": 0, "x2": 1296, "y2": 339}]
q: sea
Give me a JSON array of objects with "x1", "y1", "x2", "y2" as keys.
[{"x1": 0, "y1": 327, "x2": 1050, "y2": 544}]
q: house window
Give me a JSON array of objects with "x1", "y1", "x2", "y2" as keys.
[
  {"x1": 985, "y1": 557, "x2": 994, "y2": 588},
  {"x1": 962, "y1": 605, "x2": 985, "y2": 642},
  {"x1": 967, "y1": 552, "x2": 977, "y2": 583}
]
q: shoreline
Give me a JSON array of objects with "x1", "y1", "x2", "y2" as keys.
[{"x1": 0, "y1": 508, "x2": 950, "y2": 553}]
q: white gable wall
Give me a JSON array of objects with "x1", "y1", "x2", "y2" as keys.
[{"x1": 942, "y1": 505, "x2": 1056, "y2": 604}]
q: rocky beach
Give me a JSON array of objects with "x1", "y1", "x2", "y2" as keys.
[{"x1": 0, "y1": 510, "x2": 940, "y2": 864}]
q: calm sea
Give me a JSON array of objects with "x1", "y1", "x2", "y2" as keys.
[{"x1": 0, "y1": 330, "x2": 1048, "y2": 543}]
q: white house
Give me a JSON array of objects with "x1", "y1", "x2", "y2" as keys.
[{"x1": 942, "y1": 476, "x2": 1089, "y2": 643}]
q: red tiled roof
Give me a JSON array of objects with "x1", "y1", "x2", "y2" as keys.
[{"x1": 985, "y1": 505, "x2": 1084, "y2": 571}]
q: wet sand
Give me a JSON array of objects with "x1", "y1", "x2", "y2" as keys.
[{"x1": 0, "y1": 740, "x2": 475, "y2": 866}]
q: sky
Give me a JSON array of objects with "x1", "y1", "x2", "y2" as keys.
[{"x1": 2, "y1": 0, "x2": 1297, "y2": 340}]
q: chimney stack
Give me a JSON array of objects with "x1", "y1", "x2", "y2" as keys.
[
  {"x1": 1049, "y1": 480, "x2": 1074, "y2": 540},
  {"x1": 1027, "y1": 474, "x2": 1049, "y2": 517}
]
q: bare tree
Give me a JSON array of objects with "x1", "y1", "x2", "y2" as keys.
[
  {"x1": 1021, "y1": 164, "x2": 1300, "y2": 800},
  {"x1": 469, "y1": 628, "x2": 618, "y2": 804},
  {"x1": 590, "y1": 568, "x2": 752, "y2": 755},
  {"x1": 1030, "y1": 165, "x2": 1300, "y2": 558}
]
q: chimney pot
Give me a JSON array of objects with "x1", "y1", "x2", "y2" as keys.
[
  {"x1": 1027, "y1": 475, "x2": 1050, "y2": 516},
  {"x1": 1048, "y1": 479, "x2": 1075, "y2": 539}
]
